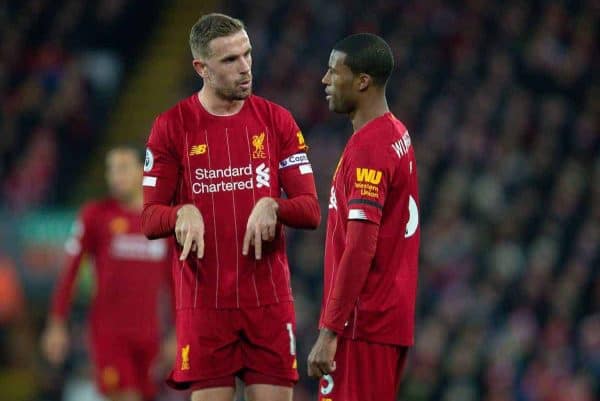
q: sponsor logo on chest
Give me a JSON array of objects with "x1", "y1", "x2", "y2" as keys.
[{"x1": 192, "y1": 162, "x2": 271, "y2": 194}]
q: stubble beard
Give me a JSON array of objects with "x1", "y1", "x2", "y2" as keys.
[{"x1": 217, "y1": 85, "x2": 251, "y2": 101}]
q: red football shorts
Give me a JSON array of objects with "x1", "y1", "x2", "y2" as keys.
[
  {"x1": 318, "y1": 337, "x2": 408, "y2": 401},
  {"x1": 89, "y1": 330, "x2": 159, "y2": 400},
  {"x1": 167, "y1": 301, "x2": 298, "y2": 390}
]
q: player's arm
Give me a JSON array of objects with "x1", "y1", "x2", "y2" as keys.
[
  {"x1": 307, "y1": 220, "x2": 379, "y2": 378},
  {"x1": 242, "y1": 175, "x2": 319, "y2": 260},
  {"x1": 321, "y1": 220, "x2": 379, "y2": 332},
  {"x1": 42, "y1": 207, "x2": 94, "y2": 365},
  {"x1": 275, "y1": 158, "x2": 320, "y2": 229},
  {"x1": 309, "y1": 144, "x2": 390, "y2": 378},
  {"x1": 141, "y1": 115, "x2": 204, "y2": 260},
  {"x1": 243, "y1": 111, "x2": 320, "y2": 259},
  {"x1": 273, "y1": 115, "x2": 320, "y2": 229},
  {"x1": 323, "y1": 146, "x2": 390, "y2": 332},
  {"x1": 141, "y1": 115, "x2": 183, "y2": 239}
]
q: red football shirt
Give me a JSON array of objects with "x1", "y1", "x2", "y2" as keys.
[
  {"x1": 51, "y1": 199, "x2": 171, "y2": 336},
  {"x1": 143, "y1": 94, "x2": 316, "y2": 309},
  {"x1": 321, "y1": 113, "x2": 420, "y2": 346}
]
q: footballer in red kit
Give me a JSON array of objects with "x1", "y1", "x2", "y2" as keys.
[
  {"x1": 308, "y1": 34, "x2": 420, "y2": 401},
  {"x1": 141, "y1": 13, "x2": 320, "y2": 401},
  {"x1": 42, "y1": 146, "x2": 173, "y2": 401}
]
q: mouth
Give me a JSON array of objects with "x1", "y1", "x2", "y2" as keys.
[{"x1": 238, "y1": 79, "x2": 252, "y2": 89}]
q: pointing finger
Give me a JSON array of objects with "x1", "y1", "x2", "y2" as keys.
[
  {"x1": 242, "y1": 225, "x2": 253, "y2": 256},
  {"x1": 254, "y1": 225, "x2": 262, "y2": 260},
  {"x1": 196, "y1": 230, "x2": 205, "y2": 259},
  {"x1": 180, "y1": 230, "x2": 193, "y2": 261}
]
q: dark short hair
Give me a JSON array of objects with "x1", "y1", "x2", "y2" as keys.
[
  {"x1": 189, "y1": 13, "x2": 245, "y2": 59},
  {"x1": 333, "y1": 33, "x2": 394, "y2": 86}
]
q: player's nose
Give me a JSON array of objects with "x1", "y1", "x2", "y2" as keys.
[{"x1": 239, "y1": 58, "x2": 251, "y2": 74}]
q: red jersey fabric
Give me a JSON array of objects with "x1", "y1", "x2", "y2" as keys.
[
  {"x1": 51, "y1": 198, "x2": 171, "y2": 337},
  {"x1": 321, "y1": 220, "x2": 379, "y2": 334},
  {"x1": 321, "y1": 112, "x2": 420, "y2": 346},
  {"x1": 142, "y1": 93, "x2": 318, "y2": 310}
]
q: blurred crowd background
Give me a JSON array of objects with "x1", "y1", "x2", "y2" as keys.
[{"x1": 0, "y1": 0, "x2": 598, "y2": 400}]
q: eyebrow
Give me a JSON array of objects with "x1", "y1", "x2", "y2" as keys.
[{"x1": 220, "y1": 47, "x2": 252, "y2": 61}]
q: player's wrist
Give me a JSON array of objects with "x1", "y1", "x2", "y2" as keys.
[
  {"x1": 177, "y1": 204, "x2": 201, "y2": 219},
  {"x1": 257, "y1": 197, "x2": 279, "y2": 215},
  {"x1": 320, "y1": 327, "x2": 339, "y2": 339}
]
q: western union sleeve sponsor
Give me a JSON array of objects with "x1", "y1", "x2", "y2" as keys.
[{"x1": 356, "y1": 168, "x2": 382, "y2": 185}]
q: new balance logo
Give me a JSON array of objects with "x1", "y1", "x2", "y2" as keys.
[
  {"x1": 255, "y1": 163, "x2": 270, "y2": 188},
  {"x1": 356, "y1": 168, "x2": 382, "y2": 185},
  {"x1": 189, "y1": 144, "x2": 207, "y2": 156}
]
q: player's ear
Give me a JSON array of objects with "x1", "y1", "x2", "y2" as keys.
[
  {"x1": 192, "y1": 59, "x2": 208, "y2": 79},
  {"x1": 357, "y1": 73, "x2": 371, "y2": 92}
]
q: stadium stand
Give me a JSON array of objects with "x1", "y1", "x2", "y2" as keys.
[{"x1": 0, "y1": 1, "x2": 597, "y2": 400}]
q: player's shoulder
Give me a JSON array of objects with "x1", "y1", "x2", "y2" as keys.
[
  {"x1": 354, "y1": 114, "x2": 407, "y2": 148},
  {"x1": 78, "y1": 198, "x2": 113, "y2": 222},
  {"x1": 249, "y1": 94, "x2": 294, "y2": 119},
  {"x1": 83, "y1": 198, "x2": 117, "y2": 211},
  {"x1": 346, "y1": 113, "x2": 409, "y2": 162},
  {"x1": 154, "y1": 94, "x2": 197, "y2": 128},
  {"x1": 149, "y1": 95, "x2": 198, "y2": 151},
  {"x1": 354, "y1": 113, "x2": 407, "y2": 143}
]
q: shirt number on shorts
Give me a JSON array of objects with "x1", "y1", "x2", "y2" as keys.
[
  {"x1": 286, "y1": 323, "x2": 296, "y2": 356},
  {"x1": 321, "y1": 374, "x2": 334, "y2": 395}
]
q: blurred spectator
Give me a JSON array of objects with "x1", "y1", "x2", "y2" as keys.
[{"x1": 0, "y1": 0, "x2": 161, "y2": 210}]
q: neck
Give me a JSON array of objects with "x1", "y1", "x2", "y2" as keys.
[
  {"x1": 350, "y1": 92, "x2": 389, "y2": 132},
  {"x1": 119, "y1": 191, "x2": 143, "y2": 212},
  {"x1": 198, "y1": 88, "x2": 245, "y2": 116}
]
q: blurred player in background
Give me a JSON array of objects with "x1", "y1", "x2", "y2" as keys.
[
  {"x1": 308, "y1": 34, "x2": 420, "y2": 401},
  {"x1": 42, "y1": 145, "x2": 175, "y2": 401},
  {"x1": 141, "y1": 13, "x2": 320, "y2": 401}
]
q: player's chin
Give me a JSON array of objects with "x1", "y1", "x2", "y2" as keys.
[
  {"x1": 233, "y1": 88, "x2": 252, "y2": 100},
  {"x1": 329, "y1": 102, "x2": 345, "y2": 114},
  {"x1": 326, "y1": 98, "x2": 337, "y2": 112}
]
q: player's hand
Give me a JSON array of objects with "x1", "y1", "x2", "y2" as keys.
[
  {"x1": 243, "y1": 197, "x2": 278, "y2": 260},
  {"x1": 41, "y1": 318, "x2": 69, "y2": 365},
  {"x1": 175, "y1": 204, "x2": 205, "y2": 260},
  {"x1": 155, "y1": 331, "x2": 177, "y2": 375},
  {"x1": 307, "y1": 328, "x2": 338, "y2": 378}
]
